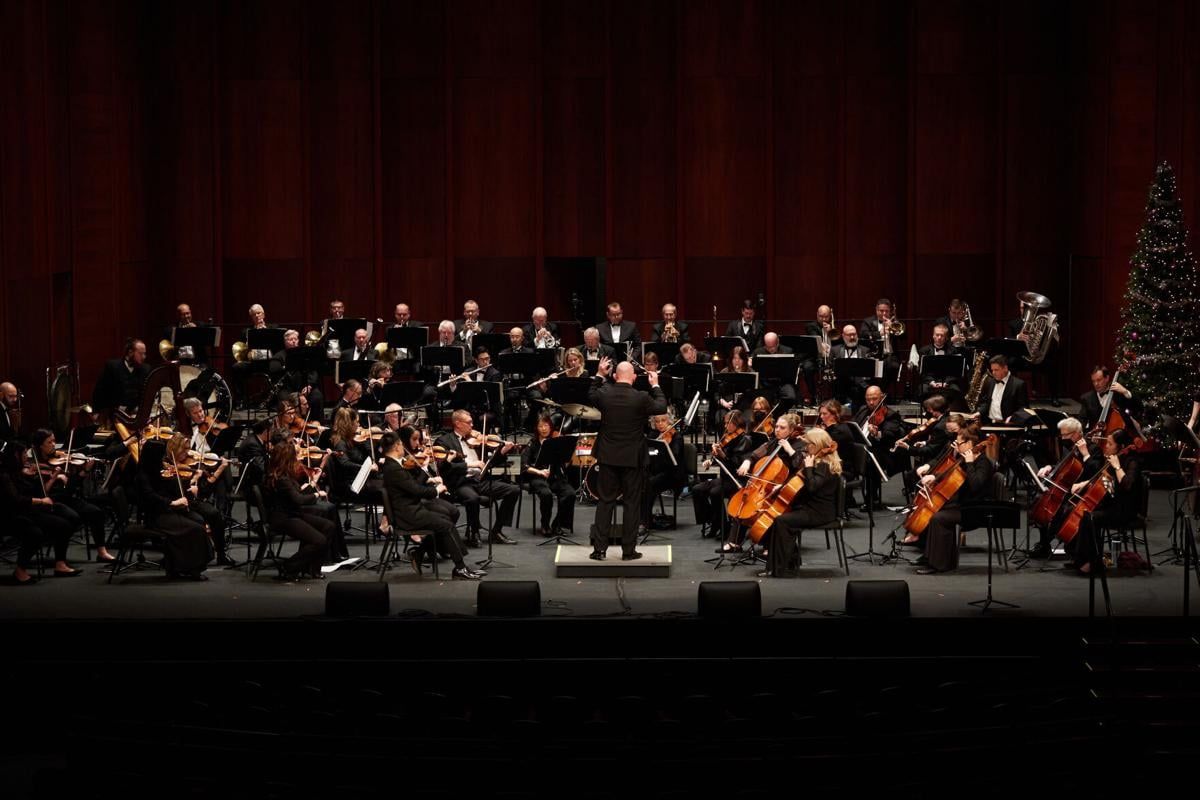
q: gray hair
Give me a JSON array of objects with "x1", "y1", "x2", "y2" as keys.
[
  {"x1": 182, "y1": 397, "x2": 203, "y2": 413},
  {"x1": 1058, "y1": 417, "x2": 1083, "y2": 436}
]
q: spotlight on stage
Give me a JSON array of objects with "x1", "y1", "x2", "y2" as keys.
[
  {"x1": 477, "y1": 581, "x2": 541, "y2": 617},
  {"x1": 845, "y1": 580, "x2": 911, "y2": 618},
  {"x1": 325, "y1": 583, "x2": 390, "y2": 617},
  {"x1": 697, "y1": 581, "x2": 762, "y2": 620}
]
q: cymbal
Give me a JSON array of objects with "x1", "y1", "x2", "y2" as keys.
[
  {"x1": 561, "y1": 403, "x2": 601, "y2": 421},
  {"x1": 534, "y1": 398, "x2": 561, "y2": 407}
]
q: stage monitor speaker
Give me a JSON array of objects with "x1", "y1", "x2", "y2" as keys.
[
  {"x1": 845, "y1": 580, "x2": 910, "y2": 618},
  {"x1": 325, "y1": 582, "x2": 390, "y2": 617},
  {"x1": 697, "y1": 581, "x2": 762, "y2": 620},
  {"x1": 477, "y1": 581, "x2": 541, "y2": 617}
]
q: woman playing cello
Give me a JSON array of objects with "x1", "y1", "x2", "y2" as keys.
[{"x1": 911, "y1": 426, "x2": 995, "y2": 574}]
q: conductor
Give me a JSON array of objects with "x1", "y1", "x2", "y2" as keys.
[{"x1": 588, "y1": 358, "x2": 668, "y2": 561}]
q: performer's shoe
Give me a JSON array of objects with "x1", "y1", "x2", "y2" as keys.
[
  {"x1": 451, "y1": 567, "x2": 481, "y2": 581},
  {"x1": 489, "y1": 531, "x2": 517, "y2": 545},
  {"x1": 589, "y1": 551, "x2": 606, "y2": 561},
  {"x1": 621, "y1": 552, "x2": 643, "y2": 561}
]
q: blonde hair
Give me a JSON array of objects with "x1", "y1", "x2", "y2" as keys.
[
  {"x1": 802, "y1": 428, "x2": 842, "y2": 475},
  {"x1": 778, "y1": 412, "x2": 803, "y2": 434}
]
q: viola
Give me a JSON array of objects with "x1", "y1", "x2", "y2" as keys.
[
  {"x1": 466, "y1": 431, "x2": 503, "y2": 449},
  {"x1": 288, "y1": 417, "x2": 326, "y2": 436},
  {"x1": 868, "y1": 399, "x2": 889, "y2": 428},
  {"x1": 903, "y1": 435, "x2": 996, "y2": 538}
]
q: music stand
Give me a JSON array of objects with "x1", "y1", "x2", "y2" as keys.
[
  {"x1": 608, "y1": 341, "x2": 631, "y2": 362},
  {"x1": 421, "y1": 345, "x2": 466, "y2": 376},
  {"x1": 753, "y1": 354, "x2": 799, "y2": 388},
  {"x1": 919, "y1": 354, "x2": 966, "y2": 383},
  {"x1": 643, "y1": 342, "x2": 681, "y2": 365},
  {"x1": 247, "y1": 328, "x2": 286, "y2": 361},
  {"x1": 470, "y1": 332, "x2": 510, "y2": 357},
  {"x1": 324, "y1": 317, "x2": 372, "y2": 347},
  {"x1": 385, "y1": 326, "x2": 429, "y2": 363},
  {"x1": 704, "y1": 335, "x2": 749, "y2": 358},
  {"x1": 547, "y1": 377, "x2": 594, "y2": 406},
  {"x1": 980, "y1": 337, "x2": 1030, "y2": 363},
  {"x1": 779, "y1": 335, "x2": 820, "y2": 363},
  {"x1": 962, "y1": 501, "x2": 1022, "y2": 612},
  {"x1": 641, "y1": 436, "x2": 678, "y2": 544},
  {"x1": 673, "y1": 363, "x2": 714, "y2": 395},
  {"x1": 846, "y1": 425, "x2": 889, "y2": 564},
  {"x1": 335, "y1": 359, "x2": 372, "y2": 385},
  {"x1": 173, "y1": 325, "x2": 220, "y2": 364},
  {"x1": 532, "y1": 435, "x2": 582, "y2": 546},
  {"x1": 452, "y1": 380, "x2": 503, "y2": 415},
  {"x1": 284, "y1": 346, "x2": 329, "y2": 378}
]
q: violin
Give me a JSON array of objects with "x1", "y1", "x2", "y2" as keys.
[
  {"x1": 868, "y1": 397, "x2": 889, "y2": 428},
  {"x1": 753, "y1": 405, "x2": 780, "y2": 435},
  {"x1": 288, "y1": 416, "x2": 326, "y2": 436},
  {"x1": 196, "y1": 415, "x2": 228, "y2": 436},
  {"x1": 466, "y1": 430, "x2": 503, "y2": 449},
  {"x1": 353, "y1": 426, "x2": 385, "y2": 444},
  {"x1": 890, "y1": 414, "x2": 939, "y2": 452}
]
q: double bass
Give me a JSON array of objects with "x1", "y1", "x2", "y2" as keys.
[{"x1": 903, "y1": 434, "x2": 996, "y2": 538}]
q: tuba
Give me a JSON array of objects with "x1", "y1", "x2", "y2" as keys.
[{"x1": 1016, "y1": 291, "x2": 1059, "y2": 364}]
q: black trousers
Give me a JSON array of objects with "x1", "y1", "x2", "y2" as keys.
[
  {"x1": 55, "y1": 495, "x2": 107, "y2": 550},
  {"x1": 453, "y1": 477, "x2": 519, "y2": 534},
  {"x1": 765, "y1": 508, "x2": 827, "y2": 577},
  {"x1": 692, "y1": 477, "x2": 734, "y2": 538},
  {"x1": 151, "y1": 509, "x2": 211, "y2": 575},
  {"x1": 18, "y1": 510, "x2": 73, "y2": 563},
  {"x1": 184, "y1": 497, "x2": 227, "y2": 559},
  {"x1": 401, "y1": 500, "x2": 467, "y2": 570},
  {"x1": 592, "y1": 462, "x2": 644, "y2": 556},
  {"x1": 642, "y1": 472, "x2": 680, "y2": 522},
  {"x1": 525, "y1": 476, "x2": 576, "y2": 531},
  {"x1": 271, "y1": 512, "x2": 333, "y2": 577}
]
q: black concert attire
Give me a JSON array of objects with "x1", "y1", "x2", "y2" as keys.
[
  {"x1": 725, "y1": 319, "x2": 764, "y2": 352},
  {"x1": 455, "y1": 319, "x2": 495, "y2": 347},
  {"x1": 750, "y1": 345, "x2": 797, "y2": 406},
  {"x1": 522, "y1": 321, "x2": 561, "y2": 349},
  {"x1": 760, "y1": 452, "x2": 832, "y2": 578},
  {"x1": 803, "y1": 320, "x2": 841, "y2": 401},
  {"x1": 900, "y1": 415, "x2": 952, "y2": 499},
  {"x1": 974, "y1": 373, "x2": 1029, "y2": 423},
  {"x1": 1067, "y1": 455, "x2": 1140, "y2": 570},
  {"x1": 453, "y1": 364, "x2": 503, "y2": 432},
  {"x1": 917, "y1": 343, "x2": 967, "y2": 402},
  {"x1": 328, "y1": 437, "x2": 382, "y2": 558},
  {"x1": 434, "y1": 429, "x2": 520, "y2": 542},
  {"x1": 498, "y1": 345, "x2": 540, "y2": 431},
  {"x1": 651, "y1": 320, "x2": 690, "y2": 343},
  {"x1": 1080, "y1": 388, "x2": 1139, "y2": 431},
  {"x1": 91, "y1": 357, "x2": 150, "y2": 418},
  {"x1": 643, "y1": 432, "x2": 686, "y2": 523},
  {"x1": 271, "y1": 348, "x2": 325, "y2": 422},
  {"x1": 262, "y1": 473, "x2": 334, "y2": 577},
  {"x1": 597, "y1": 321, "x2": 641, "y2": 348},
  {"x1": 42, "y1": 465, "x2": 110, "y2": 556},
  {"x1": 858, "y1": 316, "x2": 907, "y2": 365},
  {"x1": 693, "y1": 431, "x2": 754, "y2": 539},
  {"x1": 0, "y1": 401, "x2": 19, "y2": 442},
  {"x1": 132, "y1": 461, "x2": 212, "y2": 577},
  {"x1": 1033, "y1": 445, "x2": 1106, "y2": 553},
  {"x1": 382, "y1": 457, "x2": 468, "y2": 570},
  {"x1": 341, "y1": 345, "x2": 375, "y2": 363},
  {"x1": 587, "y1": 378, "x2": 668, "y2": 556},
  {"x1": 0, "y1": 469, "x2": 73, "y2": 567},
  {"x1": 829, "y1": 340, "x2": 876, "y2": 408},
  {"x1": 852, "y1": 402, "x2": 905, "y2": 476},
  {"x1": 922, "y1": 455, "x2": 996, "y2": 572},
  {"x1": 521, "y1": 435, "x2": 576, "y2": 534},
  {"x1": 236, "y1": 434, "x2": 269, "y2": 491},
  {"x1": 581, "y1": 343, "x2": 616, "y2": 363}
]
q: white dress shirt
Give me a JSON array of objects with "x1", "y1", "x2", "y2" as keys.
[{"x1": 989, "y1": 379, "x2": 1006, "y2": 421}]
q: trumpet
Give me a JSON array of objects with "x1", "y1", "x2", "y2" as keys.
[
  {"x1": 533, "y1": 326, "x2": 558, "y2": 348},
  {"x1": 661, "y1": 321, "x2": 680, "y2": 343},
  {"x1": 459, "y1": 319, "x2": 481, "y2": 343}
]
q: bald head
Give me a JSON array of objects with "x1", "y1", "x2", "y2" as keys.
[
  {"x1": 614, "y1": 362, "x2": 636, "y2": 384},
  {"x1": 0, "y1": 382, "x2": 17, "y2": 408}
]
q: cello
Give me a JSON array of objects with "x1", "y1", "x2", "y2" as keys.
[
  {"x1": 1029, "y1": 446, "x2": 1084, "y2": 528},
  {"x1": 903, "y1": 434, "x2": 996, "y2": 538},
  {"x1": 726, "y1": 441, "x2": 790, "y2": 523},
  {"x1": 745, "y1": 442, "x2": 838, "y2": 543},
  {"x1": 1056, "y1": 441, "x2": 1136, "y2": 544}
]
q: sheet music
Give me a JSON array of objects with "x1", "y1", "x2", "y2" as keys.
[{"x1": 350, "y1": 456, "x2": 373, "y2": 494}]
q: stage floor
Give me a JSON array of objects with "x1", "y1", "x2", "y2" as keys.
[{"x1": 3, "y1": 471, "x2": 1198, "y2": 621}]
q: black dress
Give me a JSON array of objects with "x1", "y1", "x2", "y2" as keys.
[
  {"x1": 765, "y1": 462, "x2": 838, "y2": 577},
  {"x1": 922, "y1": 456, "x2": 995, "y2": 572}
]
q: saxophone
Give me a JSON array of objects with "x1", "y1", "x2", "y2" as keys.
[{"x1": 964, "y1": 350, "x2": 989, "y2": 408}]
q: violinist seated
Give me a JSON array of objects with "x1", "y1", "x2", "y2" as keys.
[
  {"x1": 327, "y1": 407, "x2": 386, "y2": 558},
  {"x1": 694, "y1": 410, "x2": 754, "y2": 548},
  {"x1": 974, "y1": 355, "x2": 1028, "y2": 424},
  {"x1": 360, "y1": 361, "x2": 394, "y2": 413},
  {"x1": 523, "y1": 306, "x2": 560, "y2": 350},
  {"x1": 1, "y1": 440, "x2": 83, "y2": 582},
  {"x1": 261, "y1": 440, "x2": 334, "y2": 580},
  {"x1": 130, "y1": 440, "x2": 213, "y2": 579},
  {"x1": 894, "y1": 395, "x2": 954, "y2": 499},
  {"x1": 742, "y1": 423, "x2": 841, "y2": 579},
  {"x1": 161, "y1": 433, "x2": 235, "y2": 567},
  {"x1": 905, "y1": 426, "x2": 996, "y2": 574},
  {"x1": 182, "y1": 397, "x2": 231, "y2": 503},
  {"x1": 29, "y1": 429, "x2": 115, "y2": 563},
  {"x1": 1081, "y1": 366, "x2": 1140, "y2": 431},
  {"x1": 1063, "y1": 429, "x2": 1141, "y2": 574},
  {"x1": 520, "y1": 414, "x2": 576, "y2": 538},
  {"x1": 852, "y1": 386, "x2": 905, "y2": 477},
  {"x1": 381, "y1": 429, "x2": 482, "y2": 580},
  {"x1": 917, "y1": 324, "x2": 967, "y2": 402},
  {"x1": 330, "y1": 378, "x2": 363, "y2": 421},
  {"x1": 750, "y1": 333, "x2": 797, "y2": 406},
  {"x1": 828, "y1": 325, "x2": 876, "y2": 408},
  {"x1": 91, "y1": 338, "x2": 150, "y2": 422},
  {"x1": 435, "y1": 409, "x2": 521, "y2": 546},
  {"x1": 341, "y1": 328, "x2": 375, "y2": 363},
  {"x1": 651, "y1": 303, "x2": 690, "y2": 343},
  {"x1": 235, "y1": 419, "x2": 272, "y2": 491},
  {"x1": 643, "y1": 414, "x2": 686, "y2": 530},
  {"x1": 1027, "y1": 417, "x2": 1105, "y2": 560},
  {"x1": 271, "y1": 329, "x2": 325, "y2": 423}
]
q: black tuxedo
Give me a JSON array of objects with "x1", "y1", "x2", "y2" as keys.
[
  {"x1": 805, "y1": 320, "x2": 842, "y2": 345},
  {"x1": 597, "y1": 321, "x2": 641, "y2": 347},
  {"x1": 859, "y1": 316, "x2": 905, "y2": 344},
  {"x1": 1080, "y1": 389, "x2": 1140, "y2": 430},
  {"x1": 341, "y1": 346, "x2": 375, "y2": 363},
  {"x1": 581, "y1": 343, "x2": 615, "y2": 362},
  {"x1": 454, "y1": 318, "x2": 495, "y2": 340},
  {"x1": 433, "y1": 429, "x2": 519, "y2": 537},
  {"x1": 91, "y1": 358, "x2": 150, "y2": 415},
  {"x1": 651, "y1": 320, "x2": 690, "y2": 343},
  {"x1": 522, "y1": 321, "x2": 560, "y2": 348},
  {"x1": 499, "y1": 346, "x2": 535, "y2": 357},
  {"x1": 390, "y1": 320, "x2": 425, "y2": 329},
  {"x1": 917, "y1": 343, "x2": 966, "y2": 400},
  {"x1": 586, "y1": 378, "x2": 667, "y2": 556},
  {"x1": 975, "y1": 374, "x2": 1029, "y2": 422},
  {"x1": 725, "y1": 319, "x2": 764, "y2": 351},
  {"x1": 0, "y1": 403, "x2": 17, "y2": 443}
]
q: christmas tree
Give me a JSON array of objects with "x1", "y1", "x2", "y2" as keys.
[{"x1": 1115, "y1": 161, "x2": 1200, "y2": 430}]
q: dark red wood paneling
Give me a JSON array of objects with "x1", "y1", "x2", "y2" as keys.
[{"x1": 542, "y1": 77, "x2": 606, "y2": 256}]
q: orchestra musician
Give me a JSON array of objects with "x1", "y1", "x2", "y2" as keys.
[
  {"x1": 162, "y1": 432, "x2": 234, "y2": 566},
  {"x1": 261, "y1": 440, "x2": 334, "y2": 580},
  {"x1": 748, "y1": 395, "x2": 773, "y2": 433},
  {"x1": 521, "y1": 413, "x2": 576, "y2": 538},
  {"x1": 1063, "y1": 429, "x2": 1141, "y2": 574},
  {"x1": 894, "y1": 395, "x2": 954, "y2": 496},
  {"x1": 852, "y1": 385, "x2": 905, "y2": 477},
  {"x1": 342, "y1": 329, "x2": 375, "y2": 362},
  {"x1": 381, "y1": 403, "x2": 404, "y2": 434},
  {"x1": 450, "y1": 347, "x2": 502, "y2": 430},
  {"x1": 817, "y1": 400, "x2": 859, "y2": 509},
  {"x1": 360, "y1": 361, "x2": 393, "y2": 412},
  {"x1": 327, "y1": 299, "x2": 346, "y2": 321},
  {"x1": 523, "y1": 307, "x2": 560, "y2": 350},
  {"x1": 129, "y1": 440, "x2": 211, "y2": 579},
  {"x1": 1, "y1": 441, "x2": 84, "y2": 581},
  {"x1": 671, "y1": 342, "x2": 711, "y2": 368},
  {"x1": 934, "y1": 298, "x2": 972, "y2": 349},
  {"x1": 694, "y1": 409, "x2": 754, "y2": 547},
  {"x1": 455, "y1": 299, "x2": 494, "y2": 344},
  {"x1": 391, "y1": 303, "x2": 424, "y2": 328},
  {"x1": 750, "y1": 333, "x2": 797, "y2": 406},
  {"x1": 859, "y1": 297, "x2": 906, "y2": 354},
  {"x1": 806, "y1": 305, "x2": 841, "y2": 350},
  {"x1": 587, "y1": 359, "x2": 667, "y2": 560},
  {"x1": 164, "y1": 303, "x2": 209, "y2": 365},
  {"x1": 581, "y1": 327, "x2": 616, "y2": 362},
  {"x1": 975, "y1": 355, "x2": 1028, "y2": 424},
  {"x1": 908, "y1": 425, "x2": 996, "y2": 574},
  {"x1": 829, "y1": 324, "x2": 876, "y2": 408},
  {"x1": 430, "y1": 320, "x2": 468, "y2": 382},
  {"x1": 725, "y1": 299, "x2": 764, "y2": 351},
  {"x1": 91, "y1": 338, "x2": 149, "y2": 420},
  {"x1": 327, "y1": 407, "x2": 382, "y2": 560},
  {"x1": 598, "y1": 302, "x2": 641, "y2": 348},
  {"x1": 801, "y1": 305, "x2": 840, "y2": 402},
  {"x1": 917, "y1": 324, "x2": 966, "y2": 401},
  {"x1": 330, "y1": 379, "x2": 363, "y2": 419},
  {"x1": 651, "y1": 303, "x2": 690, "y2": 343},
  {"x1": 1027, "y1": 417, "x2": 1104, "y2": 560},
  {"x1": 235, "y1": 419, "x2": 272, "y2": 491},
  {"x1": 28, "y1": 428, "x2": 111, "y2": 563},
  {"x1": 231, "y1": 304, "x2": 272, "y2": 406},
  {"x1": 435, "y1": 409, "x2": 520, "y2": 547},
  {"x1": 0, "y1": 382, "x2": 21, "y2": 442},
  {"x1": 643, "y1": 413, "x2": 686, "y2": 530},
  {"x1": 382, "y1": 428, "x2": 482, "y2": 580},
  {"x1": 711, "y1": 346, "x2": 751, "y2": 430},
  {"x1": 1080, "y1": 365, "x2": 1138, "y2": 430},
  {"x1": 271, "y1": 329, "x2": 325, "y2": 422}
]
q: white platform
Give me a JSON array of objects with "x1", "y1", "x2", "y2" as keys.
[{"x1": 554, "y1": 545, "x2": 672, "y2": 578}]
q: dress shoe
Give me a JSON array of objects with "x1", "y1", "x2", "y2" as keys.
[
  {"x1": 489, "y1": 531, "x2": 517, "y2": 545},
  {"x1": 621, "y1": 551, "x2": 643, "y2": 561},
  {"x1": 715, "y1": 543, "x2": 742, "y2": 554},
  {"x1": 451, "y1": 567, "x2": 481, "y2": 581},
  {"x1": 52, "y1": 568, "x2": 83, "y2": 578},
  {"x1": 915, "y1": 567, "x2": 939, "y2": 575},
  {"x1": 911, "y1": 556, "x2": 929, "y2": 566},
  {"x1": 409, "y1": 552, "x2": 423, "y2": 576},
  {"x1": 588, "y1": 551, "x2": 606, "y2": 561},
  {"x1": 13, "y1": 575, "x2": 39, "y2": 586},
  {"x1": 1027, "y1": 543, "x2": 1051, "y2": 560}
]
